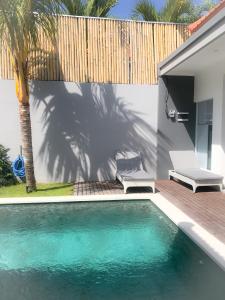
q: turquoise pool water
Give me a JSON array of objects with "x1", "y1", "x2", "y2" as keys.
[{"x1": 0, "y1": 200, "x2": 224, "y2": 300}]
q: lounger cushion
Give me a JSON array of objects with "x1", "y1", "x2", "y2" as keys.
[
  {"x1": 175, "y1": 168, "x2": 223, "y2": 181},
  {"x1": 115, "y1": 151, "x2": 142, "y2": 172},
  {"x1": 117, "y1": 170, "x2": 153, "y2": 182}
]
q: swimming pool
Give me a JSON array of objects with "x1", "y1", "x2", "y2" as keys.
[{"x1": 0, "y1": 200, "x2": 224, "y2": 300}]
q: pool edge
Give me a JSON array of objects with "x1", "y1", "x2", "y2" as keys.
[
  {"x1": 151, "y1": 194, "x2": 225, "y2": 272},
  {"x1": 0, "y1": 193, "x2": 152, "y2": 204}
]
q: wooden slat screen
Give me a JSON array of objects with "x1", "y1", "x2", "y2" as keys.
[{"x1": 0, "y1": 16, "x2": 190, "y2": 84}]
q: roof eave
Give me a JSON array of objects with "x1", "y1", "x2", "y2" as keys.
[{"x1": 158, "y1": 7, "x2": 225, "y2": 77}]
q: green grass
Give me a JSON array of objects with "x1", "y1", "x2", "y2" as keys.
[{"x1": 0, "y1": 183, "x2": 74, "y2": 198}]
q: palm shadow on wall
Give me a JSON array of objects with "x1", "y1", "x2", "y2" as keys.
[{"x1": 30, "y1": 53, "x2": 158, "y2": 182}]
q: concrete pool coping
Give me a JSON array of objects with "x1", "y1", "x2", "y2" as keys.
[{"x1": 0, "y1": 193, "x2": 225, "y2": 271}]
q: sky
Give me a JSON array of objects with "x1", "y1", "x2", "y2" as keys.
[{"x1": 111, "y1": 0, "x2": 214, "y2": 20}]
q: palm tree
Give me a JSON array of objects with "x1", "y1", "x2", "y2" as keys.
[
  {"x1": 182, "y1": 0, "x2": 217, "y2": 23},
  {"x1": 0, "y1": 0, "x2": 59, "y2": 192},
  {"x1": 132, "y1": 0, "x2": 192, "y2": 22},
  {"x1": 60, "y1": 0, "x2": 118, "y2": 17},
  {"x1": 133, "y1": 0, "x2": 217, "y2": 23}
]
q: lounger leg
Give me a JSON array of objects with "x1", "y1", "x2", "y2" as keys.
[
  {"x1": 123, "y1": 183, "x2": 128, "y2": 194},
  {"x1": 219, "y1": 184, "x2": 223, "y2": 192},
  {"x1": 193, "y1": 184, "x2": 197, "y2": 193},
  {"x1": 151, "y1": 185, "x2": 156, "y2": 194}
]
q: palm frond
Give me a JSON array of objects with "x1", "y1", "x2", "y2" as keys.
[
  {"x1": 59, "y1": 0, "x2": 85, "y2": 15},
  {"x1": 132, "y1": 0, "x2": 159, "y2": 21},
  {"x1": 84, "y1": 0, "x2": 95, "y2": 15},
  {"x1": 161, "y1": 0, "x2": 193, "y2": 23},
  {"x1": 59, "y1": 0, "x2": 118, "y2": 17},
  {"x1": 0, "y1": 0, "x2": 59, "y2": 57},
  {"x1": 91, "y1": 0, "x2": 118, "y2": 17}
]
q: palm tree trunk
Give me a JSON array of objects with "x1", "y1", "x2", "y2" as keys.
[{"x1": 19, "y1": 102, "x2": 36, "y2": 192}]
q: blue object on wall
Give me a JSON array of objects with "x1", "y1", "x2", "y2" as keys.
[{"x1": 12, "y1": 155, "x2": 25, "y2": 178}]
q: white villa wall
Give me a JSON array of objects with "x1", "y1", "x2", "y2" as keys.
[
  {"x1": 0, "y1": 80, "x2": 159, "y2": 183},
  {"x1": 194, "y1": 62, "x2": 225, "y2": 181}
]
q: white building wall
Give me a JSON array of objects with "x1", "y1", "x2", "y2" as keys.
[
  {"x1": 0, "y1": 80, "x2": 159, "y2": 183},
  {"x1": 194, "y1": 62, "x2": 225, "y2": 181}
]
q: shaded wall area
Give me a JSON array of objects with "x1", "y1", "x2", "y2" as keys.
[
  {"x1": 0, "y1": 80, "x2": 158, "y2": 183},
  {"x1": 157, "y1": 76, "x2": 196, "y2": 179}
]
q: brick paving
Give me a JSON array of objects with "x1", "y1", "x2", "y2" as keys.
[{"x1": 74, "y1": 180, "x2": 152, "y2": 196}]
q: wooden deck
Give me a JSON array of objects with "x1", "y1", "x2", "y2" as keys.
[{"x1": 156, "y1": 180, "x2": 225, "y2": 244}]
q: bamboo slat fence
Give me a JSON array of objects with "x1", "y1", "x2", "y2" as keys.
[{"x1": 0, "y1": 16, "x2": 190, "y2": 85}]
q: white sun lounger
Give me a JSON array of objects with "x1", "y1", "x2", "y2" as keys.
[
  {"x1": 169, "y1": 151, "x2": 223, "y2": 193},
  {"x1": 115, "y1": 151, "x2": 155, "y2": 194}
]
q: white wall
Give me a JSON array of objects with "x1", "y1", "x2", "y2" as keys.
[
  {"x1": 0, "y1": 80, "x2": 21, "y2": 159},
  {"x1": 0, "y1": 80, "x2": 159, "y2": 183},
  {"x1": 194, "y1": 62, "x2": 225, "y2": 181}
]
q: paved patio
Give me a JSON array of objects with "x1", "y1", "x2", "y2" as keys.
[
  {"x1": 74, "y1": 181, "x2": 123, "y2": 195},
  {"x1": 74, "y1": 180, "x2": 153, "y2": 196}
]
